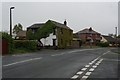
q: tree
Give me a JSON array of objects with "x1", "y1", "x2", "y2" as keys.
[
  {"x1": 35, "y1": 20, "x2": 55, "y2": 39},
  {"x1": 26, "y1": 29, "x2": 34, "y2": 40},
  {"x1": 13, "y1": 23, "x2": 23, "y2": 34},
  {"x1": 117, "y1": 35, "x2": 120, "y2": 38}
]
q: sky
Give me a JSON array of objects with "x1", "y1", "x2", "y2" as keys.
[{"x1": 1, "y1": 1, "x2": 119, "y2": 35}]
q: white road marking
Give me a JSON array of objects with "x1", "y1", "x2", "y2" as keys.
[
  {"x1": 81, "y1": 68, "x2": 87, "y2": 71},
  {"x1": 71, "y1": 51, "x2": 108, "y2": 80},
  {"x1": 95, "y1": 63, "x2": 99, "y2": 66},
  {"x1": 102, "y1": 51, "x2": 110, "y2": 56},
  {"x1": 85, "y1": 72, "x2": 92, "y2": 76},
  {"x1": 89, "y1": 62, "x2": 93, "y2": 65},
  {"x1": 81, "y1": 76, "x2": 88, "y2": 79},
  {"x1": 85, "y1": 65, "x2": 90, "y2": 67},
  {"x1": 97, "y1": 61, "x2": 101, "y2": 64},
  {"x1": 71, "y1": 75, "x2": 79, "y2": 79},
  {"x1": 91, "y1": 61, "x2": 95, "y2": 63},
  {"x1": 68, "y1": 48, "x2": 103, "y2": 54},
  {"x1": 99, "y1": 59, "x2": 103, "y2": 62},
  {"x1": 76, "y1": 71, "x2": 83, "y2": 75},
  {"x1": 92, "y1": 65, "x2": 97, "y2": 68},
  {"x1": 89, "y1": 68, "x2": 94, "y2": 71},
  {"x1": 3, "y1": 57, "x2": 42, "y2": 67}
]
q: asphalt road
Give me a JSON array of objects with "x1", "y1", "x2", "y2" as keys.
[{"x1": 2, "y1": 48, "x2": 120, "y2": 79}]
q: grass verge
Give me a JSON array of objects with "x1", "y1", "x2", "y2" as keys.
[{"x1": 13, "y1": 48, "x2": 37, "y2": 54}]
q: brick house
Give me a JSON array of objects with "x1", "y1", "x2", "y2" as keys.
[{"x1": 75, "y1": 27, "x2": 101, "y2": 45}]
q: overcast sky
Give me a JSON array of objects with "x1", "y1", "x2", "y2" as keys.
[{"x1": 2, "y1": 2, "x2": 118, "y2": 35}]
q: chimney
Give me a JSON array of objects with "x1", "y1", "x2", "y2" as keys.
[
  {"x1": 89, "y1": 27, "x2": 92, "y2": 31},
  {"x1": 64, "y1": 19, "x2": 67, "y2": 26}
]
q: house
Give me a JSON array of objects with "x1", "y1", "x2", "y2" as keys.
[
  {"x1": 101, "y1": 35, "x2": 116, "y2": 46},
  {"x1": 27, "y1": 23, "x2": 45, "y2": 34},
  {"x1": 16, "y1": 31, "x2": 26, "y2": 40},
  {"x1": 75, "y1": 27, "x2": 101, "y2": 45},
  {"x1": 27, "y1": 20, "x2": 73, "y2": 49}
]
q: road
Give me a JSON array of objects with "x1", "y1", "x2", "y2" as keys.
[{"x1": 2, "y1": 48, "x2": 120, "y2": 80}]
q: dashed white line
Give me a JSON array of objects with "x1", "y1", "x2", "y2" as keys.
[
  {"x1": 76, "y1": 71, "x2": 83, "y2": 75},
  {"x1": 91, "y1": 61, "x2": 95, "y2": 63},
  {"x1": 92, "y1": 65, "x2": 97, "y2": 68},
  {"x1": 71, "y1": 75, "x2": 79, "y2": 79},
  {"x1": 85, "y1": 65, "x2": 90, "y2": 67},
  {"x1": 81, "y1": 68, "x2": 87, "y2": 71},
  {"x1": 89, "y1": 62, "x2": 93, "y2": 65},
  {"x1": 99, "y1": 59, "x2": 103, "y2": 62},
  {"x1": 102, "y1": 51, "x2": 110, "y2": 56},
  {"x1": 97, "y1": 61, "x2": 101, "y2": 64},
  {"x1": 89, "y1": 68, "x2": 94, "y2": 71},
  {"x1": 95, "y1": 63, "x2": 99, "y2": 66},
  {"x1": 85, "y1": 72, "x2": 92, "y2": 76},
  {"x1": 81, "y1": 76, "x2": 89, "y2": 79},
  {"x1": 3, "y1": 57, "x2": 42, "y2": 67}
]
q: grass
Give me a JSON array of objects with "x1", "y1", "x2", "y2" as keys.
[{"x1": 13, "y1": 48, "x2": 36, "y2": 54}]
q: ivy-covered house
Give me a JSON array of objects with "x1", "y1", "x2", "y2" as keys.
[{"x1": 27, "y1": 20, "x2": 73, "y2": 48}]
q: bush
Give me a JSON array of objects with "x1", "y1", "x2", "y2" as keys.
[
  {"x1": 14, "y1": 40, "x2": 37, "y2": 50},
  {"x1": 2, "y1": 32, "x2": 14, "y2": 54},
  {"x1": 96, "y1": 42, "x2": 109, "y2": 47}
]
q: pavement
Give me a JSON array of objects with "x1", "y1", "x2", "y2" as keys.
[{"x1": 2, "y1": 48, "x2": 120, "y2": 79}]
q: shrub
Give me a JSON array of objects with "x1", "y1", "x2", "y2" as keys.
[
  {"x1": 14, "y1": 40, "x2": 37, "y2": 50},
  {"x1": 2, "y1": 32, "x2": 14, "y2": 54},
  {"x1": 96, "y1": 42, "x2": 109, "y2": 47}
]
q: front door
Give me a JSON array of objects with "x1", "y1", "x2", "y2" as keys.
[{"x1": 53, "y1": 39, "x2": 56, "y2": 46}]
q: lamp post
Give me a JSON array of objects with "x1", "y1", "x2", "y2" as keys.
[{"x1": 10, "y1": 7, "x2": 15, "y2": 37}]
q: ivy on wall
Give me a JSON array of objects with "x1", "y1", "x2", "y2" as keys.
[{"x1": 35, "y1": 20, "x2": 56, "y2": 39}]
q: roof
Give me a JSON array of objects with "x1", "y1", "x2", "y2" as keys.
[
  {"x1": 27, "y1": 20, "x2": 73, "y2": 31},
  {"x1": 16, "y1": 31, "x2": 26, "y2": 37},
  {"x1": 76, "y1": 28, "x2": 100, "y2": 34},
  {"x1": 49, "y1": 20, "x2": 73, "y2": 30},
  {"x1": 27, "y1": 23, "x2": 44, "y2": 29},
  {"x1": 102, "y1": 35, "x2": 116, "y2": 43}
]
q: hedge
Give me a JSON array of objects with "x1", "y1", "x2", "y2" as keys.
[
  {"x1": 14, "y1": 40, "x2": 37, "y2": 50},
  {"x1": 96, "y1": 42, "x2": 109, "y2": 47}
]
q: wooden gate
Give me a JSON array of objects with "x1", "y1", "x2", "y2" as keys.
[{"x1": 2, "y1": 39, "x2": 8, "y2": 55}]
